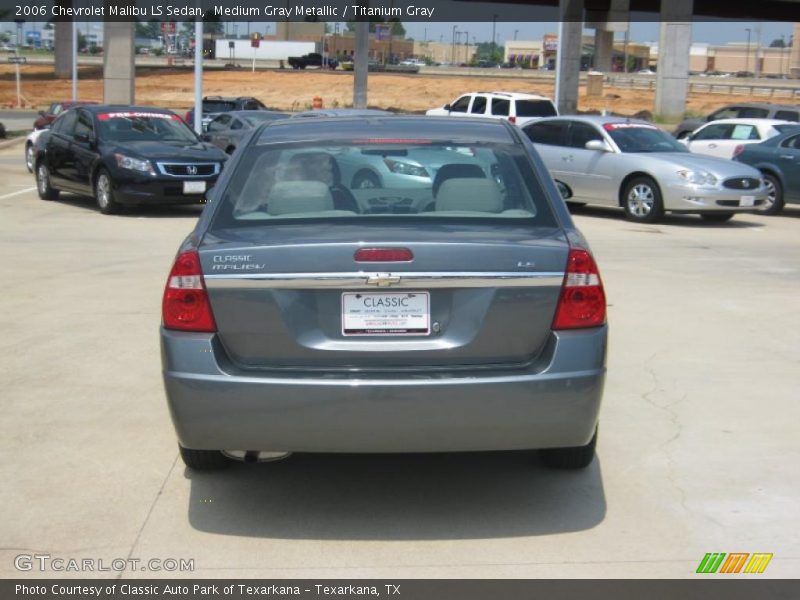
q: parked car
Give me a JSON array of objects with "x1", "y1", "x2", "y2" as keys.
[
  {"x1": 34, "y1": 105, "x2": 227, "y2": 214},
  {"x1": 202, "y1": 110, "x2": 289, "y2": 154},
  {"x1": 184, "y1": 96, "x2": 269, "y2": 132},
  {"x1": 34, "y1": 101, "x2": 98, "y2": 130},
  {"x1": 673, "y1": 103, "x2": 800, "y2": 139},
  {"x1": 24, "y1": 127, "x2": 47, "y2": 172},
  {"x1": 287, "y1": 52, "x2": 337, "y2": 70},
  {"x1": 733, "y1": 125, "x2": 800, "y2": 215},
  {"x1": 523, "y1": 116, "x2": 768, "y2": 223},
  {"x1": 426, "y1": 92, "x2": 558, "y2": 127},
  {"x1": 161, "y1": 115, "x2": 607, "y2": 471},
  {"x1": 637, "y1": 68, "x2": 656, "y2": 75},
  {"x1": 680, "y1": 118, "x2": 797, "y2": 159}
]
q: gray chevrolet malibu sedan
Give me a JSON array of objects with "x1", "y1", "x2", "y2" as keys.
[{"x1": 161, "y1": 116, "x2": 607, "y2": 471}]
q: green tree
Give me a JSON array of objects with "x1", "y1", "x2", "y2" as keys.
[
  {"x1": 136, "y1": 20, "x2": 161, "y2": 39},
  {"x1": 769, "y1": 38, "x2": 786, "y2": 48}
]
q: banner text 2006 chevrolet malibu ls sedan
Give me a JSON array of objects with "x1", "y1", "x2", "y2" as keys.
[{"x1": 161, "y1": 116, "x2": 608, "y2": 471}]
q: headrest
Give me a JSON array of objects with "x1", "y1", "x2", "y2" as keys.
[
  {"x1": 268, "y1": 180, "x2": 334, "y2": 216},
  {"x1": 435, "y1": 178, "x2": 503, "y2": 213},
  {"x1": 432, "y1": 163, "x2": 486, "y2": 196}
]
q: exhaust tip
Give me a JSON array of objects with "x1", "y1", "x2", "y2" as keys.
[{"x1": 223, "y1": 450, "x2": 292, "y2": 463}]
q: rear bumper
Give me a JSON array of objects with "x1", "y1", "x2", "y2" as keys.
[{"x1": 161, "y1": 326, "x2": 607, "y2": 453}]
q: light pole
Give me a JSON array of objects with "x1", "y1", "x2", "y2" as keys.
[
  {"x1": 491, "y1": 14, "x2": 498, "y2": 62},
  {"x1": 451, "y1": 24, "x2": 457, "y2": 64},
  {"x1": 514, "y1": 29, "x2": 519, "y2": 41},
  {"x1": 745, "y1": 28, "x2": 751, "y2": 75},
  {"x1": 778, "y1": 34, "x2": 786, "y2": 77}
]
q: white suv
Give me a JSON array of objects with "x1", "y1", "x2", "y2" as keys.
[{"x1": 426, "y1": 92, "x2": 558, "y2": 127}]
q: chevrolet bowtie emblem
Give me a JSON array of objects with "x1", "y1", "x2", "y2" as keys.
[{"x1": 366, "y1": 273, "x2": 401, "y2": 287}]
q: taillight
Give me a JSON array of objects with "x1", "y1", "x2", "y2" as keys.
[
  {"x1": 552, "y1": 248, "x2": 606, "y2": 330},
  {"x1": 508, "y1": 116, "x2": 517, "y2": 124},
  {"x1": 732, "y1": 144, "x2": 745, "y2": 158},
  {"x1": 162, "y1": 250, "x2": 216, "y2": 332},
  {"x1": 184, "y1": 111, "x2": 192, "y2": 126},
  {"x1": 354, "y1": 247, "x2": 414, "y2": 262}
]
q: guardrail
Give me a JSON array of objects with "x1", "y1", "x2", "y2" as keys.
[{"x1": 606, "y1": 75, "x2": 800, "y2": 99}]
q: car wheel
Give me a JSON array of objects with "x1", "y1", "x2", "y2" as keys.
[
  {"x1": 622, "y1": 177, "x2": 664, "y2": 223},
  {"x1": 94, "y1": 170, "x2": 121, "y2": 215},
  {"x1": 225, "y1": 146, "x2": 236, "y2": 155},
  {"x1": 701, "y1": 212, "x2": 735, "y2": 223},
  {"x1": 36, "y1": 163, "x2": 59, "y2": 200},
  {"x1": 352, "y1": 170, "x2": 381, "y2": 190},
  {"x1": 179, "y1": 446, "x2": 230, "y2": 470},
  {"x1": 25, "y1": 142, "x2": 34, "y2": 172},
  {"x1": 759, "y1": 173, "x2": 785, "y2": 216},
  {"x1": 540, "y1": 427, "x2": 598, "y2": 469}
]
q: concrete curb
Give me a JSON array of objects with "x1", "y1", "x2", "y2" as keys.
[{"x1": 0, "y1": 136, "x2": 26, "y2": 150}]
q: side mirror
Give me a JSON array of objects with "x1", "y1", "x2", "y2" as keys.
[
  {"x1": 38, "y1": 110, "x2": 46, "y2": 117},
  {"x1": 585, "y1": 139, "x2": 611, "y2": 152},
  {"x1": 555, "y1": 180, "x2": 572, "y2": 200},
  {"x1": 443, "y1": 104, "x2": 451, "y2": 111}
]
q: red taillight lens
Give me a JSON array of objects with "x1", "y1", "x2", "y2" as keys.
[
  {"x1": 184, "y1": 111, "x2": 192, "y2": 125},
  {"x1": 732, "y1": 144, "x2": 745, "y2": 158},
  {"x1": 354, "y1": 247, "x2": 414, "y2": 262},
  {"x1": 508, "y1": 116, "x2": 517, "y2": 124},
  {"x1": 552, "y1": 248, "x2": 606, "y2": 330},
  {"x1": 162, "y1": 250, "x2": 216, "y2": 332}
]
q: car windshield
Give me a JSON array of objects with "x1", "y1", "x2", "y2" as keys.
[
  {"x1": 774, "y1": 124, "x2": 800, "y2": 134},
  {"x1": 604, "y1": 123, "x2": 688, "y2": 153},
  {"x1": 97, "y1": 111, "x2": 198, "y2": 143},
  {"x1": 209, "y1": 140, "x2": 557, "y2": 230},
  {"x1": 243, "y1": 112, "x2": 290, "y2": 126},
  {"x1": 516, "y1": 100, "x2": 557, "y2": 117},
  {"x1": 203, "y1": 101, "x2": 238, "y2": 112}
]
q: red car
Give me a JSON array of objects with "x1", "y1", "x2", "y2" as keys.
[{"x1": 34, "y1": 101, "x2": 97, "y2": 130}]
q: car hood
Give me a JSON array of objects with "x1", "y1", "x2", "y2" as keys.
[
  {"x1": 644, "y1": 152, "x2": 761, "y2": 177},
  {"x1": 105, "y1": 140, "x2": 226, "y2": 162}
]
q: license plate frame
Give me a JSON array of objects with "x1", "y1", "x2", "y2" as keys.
[
  {"x1": 740, "y1": 195, "x2": 755, "y2": 207},
  {"x1": 183, "y1": 180, "x2": 206, "y2": 195},
  {"x1": 342, "y1": 291, "x2": 430, "y2": 337}
]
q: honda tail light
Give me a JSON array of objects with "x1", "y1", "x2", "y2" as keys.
[
  {"x1": 732, "y1": 144, "x2": 745, "y2": 158},
  {"x1": 162, "y1": 250, "x2": 216, "y2": 332},
  {"x1": 552, "y1": 248, "x2": 606, "y2": 330}
]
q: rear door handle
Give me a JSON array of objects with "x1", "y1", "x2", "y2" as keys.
[
  {"x1": 779, "y1": 154, "x2": 795, "y2": 160},
  {"x1": 562, "y1": 155, "x2": 573, "y2": 162},
  {"x1": 708, "y1": 143, "x2": 717, "y2": 148}
]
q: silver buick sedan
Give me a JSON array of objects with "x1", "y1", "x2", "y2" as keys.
[
  {"x1": 161, "y1": 116, "x2": 607, "y2": 471},
  {"x1": 523, "y1": 116, "x2": 768, "y2": 223}
]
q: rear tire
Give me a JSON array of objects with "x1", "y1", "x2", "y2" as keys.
[
  {"x1": 701, "y1": 212, "x2": 735, "y2": 223},
  {"x1": 622, "y1": 177, "x2": 664, "y2": 223},
  {"x1": 759, "y1": 173, "x2": 785, "y2": 216},
  {"x1": 540, "y1": 427, "x2": 597, "y2": 470},
  {"x1": 25, "y1": 142, "x2": 34, "y2": 172},
  {"x1": 94, "y1": 169, "x2": 121, "y2": 215},
  {"x1": 179, "y1": 446, "x2": 230, "y2": 470},
  {"x1": 36, "y1": 162, "x2": 59, "y2": 200}
]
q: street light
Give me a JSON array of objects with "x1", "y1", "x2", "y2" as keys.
[
  {"x1": 745, "y1": 28, "x2": 751, "y2": 75},
  {"x1": 491, "y1": 14, "x2": 498, "y2": 61},
  {"x1": 514, "y1": 29, "x2": 519, "y2": 41}
]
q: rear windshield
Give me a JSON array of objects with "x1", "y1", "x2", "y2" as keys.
[
  {"x1": 516, "y1": 100, "x2": 557, "y2": 118},
  {"x1": 604, "y1": 123, "x2": 687, "y2": 153},
  {"x1": 209, "y1": 141, "x2": 557, "y2": 230},
  {"x1": 774, "y1": 124, "x2": 800, "y2": 134},
  {"x1": 203, "y1": 101, "x2": 238, "y2": 112}
]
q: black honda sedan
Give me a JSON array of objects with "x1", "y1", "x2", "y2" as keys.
[{"x1": 34, "y1": 105, "x2": 228, "y2": 214}]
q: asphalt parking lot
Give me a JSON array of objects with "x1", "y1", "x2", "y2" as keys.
[{"x1": 1, "y1": 142, "x2": 798, "y2": 579}]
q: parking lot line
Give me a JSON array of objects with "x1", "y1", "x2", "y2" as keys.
[{"x1": 0, "y1": 186, "x2": 35, "y2": 200}]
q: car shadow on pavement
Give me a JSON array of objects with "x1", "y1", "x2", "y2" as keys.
[
  {"x1": 185, "y1": 451, "x2": 606, "y2": 540},
  {"x1": 55, "y1": 193, "x2": 205, "y2": 218},
  {"x1": 567, "y1": 204, "x2": 765, "y2": 229}
]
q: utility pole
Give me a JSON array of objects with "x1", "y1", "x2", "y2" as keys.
[
  {"x1": 745, "y1": 28, "x2": 751, "y2": 75},
  {"x1": 71, "y1": 19, "x2": 77, "y2": 101},
  {"x1": 451, "y1": 25, "x2": 457, "y2": 64},
  {"x1": 754, "y1": 22, "x2": 762, "y2": 78},
  {"x1": 193, "y1": 19, "x2": 203, "y2": 135},
  {"x1": 492, "y1": 14, "x2": 498, "y2": 61}
]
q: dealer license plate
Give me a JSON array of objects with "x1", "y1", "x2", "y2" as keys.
[
  {"x1": 183, "y1": 181, "x2": 206, "y2": 195},
  {"x1": 740, "y1": 195, "x2": 755, "y2": 207},
  {"x1": 342, "y1": 292, "x2": 430, "y2": 336}
]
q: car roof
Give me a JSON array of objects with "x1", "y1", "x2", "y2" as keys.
[
  {"x1": 203, "y1": 96, "x2": 257, "y2": 102},
  {"x1": 531, "y1": 115, "x2": 653, "y2": 126},
  {"x1": 257, "y1": 116, "x2": 517, "y2": 145},
  {"x1": 461, "y1": 91, "x2": 552, "y2": 101},
  {"x1": 81, "y1": 105, "x2": 176, "y2": 114},
  {"x1": 225, "y1": 110, "x2": 288, "y2": 118},
  {"x1": 291, "y1": 108, "x2": 393, "y2": 118},
  {"x1": 699, "y1": 118, "x2": 794, "y2": 126},
  {"x1": 719, "y1": 102, "x2": 800, "y2": 110}
]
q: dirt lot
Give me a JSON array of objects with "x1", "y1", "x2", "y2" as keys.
[{"x1": 0, "y1": 64, "x2": 788, "y2": 120}]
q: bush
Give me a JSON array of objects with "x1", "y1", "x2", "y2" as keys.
[{"x1": 0, "y1": 122, "x2": 6, "y2": 139}]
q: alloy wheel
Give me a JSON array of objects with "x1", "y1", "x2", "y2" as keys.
[{"x1": 627, "y1": 184, "x2": 655, "y2": 218}]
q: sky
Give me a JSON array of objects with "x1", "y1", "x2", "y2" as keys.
[{"x1": 1, "y1": 21, "x2": 795, "y2": 47}]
